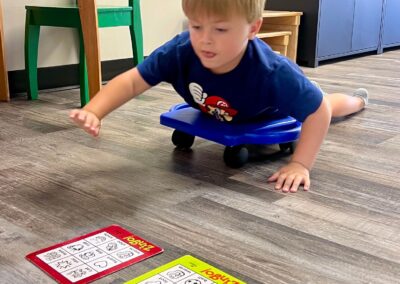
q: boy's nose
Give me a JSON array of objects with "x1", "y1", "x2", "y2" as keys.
[{"x1": 201, "y1": 31, "x2": 212, "y2": 44}]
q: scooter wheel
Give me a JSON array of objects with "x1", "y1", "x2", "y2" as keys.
[
  {"x1": 223, "y1": 145, "x2": 249, "y2": 168},
  {"x1": 279, "y1": 142, "x2": 297, "y2": 154},
  {"x1": 172, "y1": 130, "x2": 195, "y2": 149}
]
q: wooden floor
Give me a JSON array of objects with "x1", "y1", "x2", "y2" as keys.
[{"x1": 1, "y1": 49, "x2": 400, "y2": 284}]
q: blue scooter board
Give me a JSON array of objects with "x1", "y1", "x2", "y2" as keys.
[{"x1": 160, "y1": 103, "x2": 302, "y2": 167}]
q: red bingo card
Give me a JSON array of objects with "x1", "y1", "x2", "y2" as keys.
[{"x1": 26, "y1": 225, "x2": 163, "y2": 284}]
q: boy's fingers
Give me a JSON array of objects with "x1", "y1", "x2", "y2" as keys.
[
  {"x1": 76, "y1": 110, "x2": 89, "y2": 122},
  {"x1": 267, "y1": 171, "x2": 280, "y2": 182},
  {"x1": 69, "y1": 109, "x2": 101, "y2": 137},
  {"x1": 275, "y1": 173, "x2": 287, "y2": 190},
  {"x1": 84, "y1": 114, "x2": 96, "y2": 128},
  {"x1": 70, "y1": 111, "x2": 84, "y2": 123},
  {"x1": 84, "y1": 125, "x2": 97, "y2": 136},
  {"x1": 269, "y1": 166, "x2": 310, "y2": 193},
  {"x1": 282, "y1": 175, "x2": 296, "y2": 192},
  {"x1": 303, "y1": 177, "x2": 311, "y2": 191},
  {"x1": 93, "y1": 127, "x2": 100, "y2": 137},
  {"x1": 290, "y1": 176, "x2": 303, "y2": 192},
  {"x1": 69, "y1": 109, "x2": 80, "y2": 118}
]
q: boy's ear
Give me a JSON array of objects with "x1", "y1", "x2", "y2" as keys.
[{"x1": 248, "y1": 18, "x2": 263, "y2": 40}]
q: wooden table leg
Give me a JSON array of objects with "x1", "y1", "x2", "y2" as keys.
[
  {"x1": 0, "y1": 0, "x2": 9, "y2": 102},
  {"x1": 77, "y1": 0, "x2": 102, "y2": 101}
]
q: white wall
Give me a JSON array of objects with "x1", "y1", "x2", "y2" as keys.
[{"x1": 3, "y1": 0, "x2": 186, "y2": 71}]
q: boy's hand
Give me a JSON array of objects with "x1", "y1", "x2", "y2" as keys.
[
  {"x1": 69, "y1": 109, "x2": 101, "y2": 137},
  {"x1": 268, "y1": 161, "x2": 310, "y2": 193}
]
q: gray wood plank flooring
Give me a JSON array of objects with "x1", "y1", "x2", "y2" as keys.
[{"x1": 1, "y1": 49, "x2": 399, "y2": 283}]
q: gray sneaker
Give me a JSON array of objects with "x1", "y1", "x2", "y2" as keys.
[{"x1": 352, "y1": 88, "x2": 369, "y2": 106}]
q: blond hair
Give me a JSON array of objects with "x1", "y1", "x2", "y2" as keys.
[{"x1": 182, "y1": 0, "x2": 266, "y2": 23}]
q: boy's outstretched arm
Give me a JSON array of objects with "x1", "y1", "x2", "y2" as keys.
[
  {"x1": 268, "y1": 97, "x2": 331, "y2": 193},
  {"x1": 70, "y1": 68, "x2": 151, "y2": 136}
]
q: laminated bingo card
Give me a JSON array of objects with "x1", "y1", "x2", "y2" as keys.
[
  {"x1": 26, "y1": 225, "x2": 163, "y2": 284},
  {"x1": 125, "y1": 255, "x2": 246, "y2": 284}
]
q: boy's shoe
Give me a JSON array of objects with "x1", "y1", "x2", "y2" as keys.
[
  {"x1": 352, "y1": 88, "x2": 369, "y2": 106},
  {"x1": 310, "y1": 80, "x2": 368, "y2": 106}
]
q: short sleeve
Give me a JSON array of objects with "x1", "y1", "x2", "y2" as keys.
[
  {"x1": 267, "y1": 60, "x2": 323, "y2": 122},
  {"x1": 137, "y1": 33, "x2": 188, "y2": 86}
]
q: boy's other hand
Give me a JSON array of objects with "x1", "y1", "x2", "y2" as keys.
[
  {"x1": 69, "y1": 109, "x2": 101, "y2": 137},
  {"x1": 268, "y1": 162, "x2": 310, "y2": 193}
]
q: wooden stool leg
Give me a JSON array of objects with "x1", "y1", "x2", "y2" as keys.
[{"x1": 24, "y1": 11, "x2": 40, "y2": 101}]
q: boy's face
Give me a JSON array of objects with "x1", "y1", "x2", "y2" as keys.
[{"x1": 188, "y1": 13, "x2": 261, "y2": 74}]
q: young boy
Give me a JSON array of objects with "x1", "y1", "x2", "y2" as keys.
[{"x1": 70, "y1": 0, "x2": 368, "y2": 193}]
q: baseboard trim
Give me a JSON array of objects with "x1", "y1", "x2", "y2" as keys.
[{"x1": 7, "y1": 58, "x2": 136, "y2": 96}]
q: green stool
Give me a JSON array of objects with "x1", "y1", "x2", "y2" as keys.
[{"x1": 25, "y1": 0, "x2": 143, "y2": 107}]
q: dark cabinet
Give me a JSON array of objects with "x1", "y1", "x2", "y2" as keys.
[
  {"x1": 317, "y1": 0, "x2": 355, "y2": 58},
  {"x1": 352, "y1": 0, "x2": 383, "y2": 51},
  {"x1": 381, "y1": 0, "x2": 400, "y2": 48},
  {"x1": 267, "y1": 0, "x2": 388, "y2": 67}
]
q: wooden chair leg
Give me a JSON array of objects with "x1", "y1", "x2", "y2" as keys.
[
  {"x1": 77, "y1": 0, "x2": 102, "y2": 100},
  {"x1": 0, "y1": 0, "x2": 9, "y2": 102},
  {"x1": 24, "y1": 11, "x2": 40, "y2": 101}
]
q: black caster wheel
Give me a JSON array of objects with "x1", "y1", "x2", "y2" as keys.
[
  {"x1": 172, "y1": 130, "x2": 195, "y2": 149},
  {"x1": 279, "y1": 141, "x2": 297, "y2": 154},
  {"x1": 223, "y1": 145, "x2": 249, "y2": 168}
]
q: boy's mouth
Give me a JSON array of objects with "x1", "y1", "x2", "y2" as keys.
[{"x1": 201, "y1": 50, "x2": 216, "y2": 59}]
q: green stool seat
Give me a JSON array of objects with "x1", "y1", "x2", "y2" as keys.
[{"x1": 25, "y1": 1, "x2": 143, "y2": 107}]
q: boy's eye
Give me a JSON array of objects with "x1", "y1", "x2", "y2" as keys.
[
  {"x1": 191, "y1": 25, "x2": 201, "y2": 30},
  {"x1": 215, "y1": 28, "x2": 228, "y2": 32}
]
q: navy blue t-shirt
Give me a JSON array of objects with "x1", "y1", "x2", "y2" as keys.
[{"x1": 137, "y1": 31, "x2": 323, "y2": 123}]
